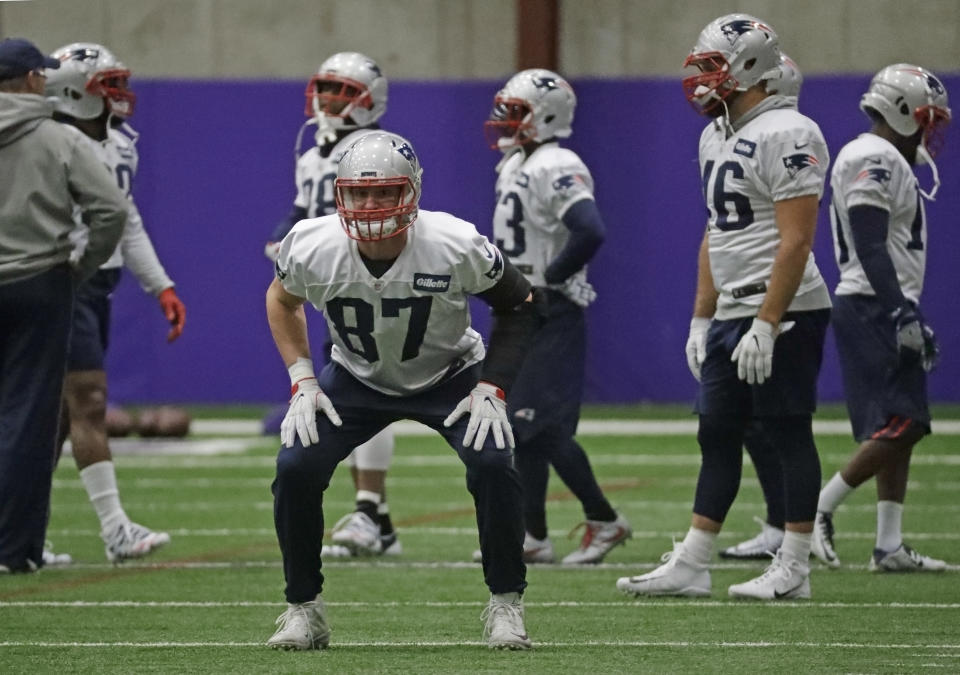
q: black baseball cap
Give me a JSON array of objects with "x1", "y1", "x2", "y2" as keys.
[{"x1": 0, "y1": 38, "x2": 60, "y2": 78}]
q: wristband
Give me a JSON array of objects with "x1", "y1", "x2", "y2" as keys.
[{"x1": 287, "y1": 357, "x2": 316, "y2": 388}]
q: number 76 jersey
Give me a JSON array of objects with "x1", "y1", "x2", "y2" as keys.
[
  {"x1": 698, "y1": 106, "x2": 830, "y2": 318},
  {"x1": 275, "y1": 210, "x2": 505, "y2": 396}
]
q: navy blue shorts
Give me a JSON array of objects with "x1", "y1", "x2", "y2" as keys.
[
  {"x1": 67, "y1": 268, "x2": 121, "y2": 371},
  {"x1": 696, "y1": 309, "x2": 830, "y2": 418},
  {"x1": 506, "y1": 290, "x2": 585, "y2": 442},
  {"x1": 832, "y1": 294, "x2": 930, "y2": 441}
]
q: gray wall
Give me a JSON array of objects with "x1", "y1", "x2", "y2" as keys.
[{"x1": 3, "y1": 0, "x2": 959, "y2": 79}]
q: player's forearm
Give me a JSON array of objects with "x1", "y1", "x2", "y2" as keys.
[
  {"x1": 693, "y1": 232, "x2": 718, "y2": 318},
  {"x1": 759, "y1": 237, "x2": 809, "y2": 324},
  {"x1": 120, "y1": 204, "x2": 174, "y2": 295},
  {"x1": 266, "y1": 281, "x2": 311, "y2": 367}
]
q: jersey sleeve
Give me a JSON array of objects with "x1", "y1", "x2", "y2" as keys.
[
  {"x1": 836, "y1": 153, "x2": 895, "y2": 212},
  {"x1": 292, "y1": 154, "x2": 310, "y2": 210},
  {"x1": 764, "y1": 124, "x2": 829, "y2": 202},
  {"x1": 537, "y1": 153, "x2": 595, "y2": 220},
  {"x1": 456, "y1": 228, "x2": 507, "y2": 296},
  {"x1": 274, "y1": 226, "x2": 309, "y2": 299}
]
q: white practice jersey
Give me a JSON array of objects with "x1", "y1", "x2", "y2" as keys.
[
  {"x1": 492, "y1": 142, "x2": 594, "y2": 288},
  {"x1": 70, "y1": 124, "x2": 172, "y2": 294},
  {"x1": 276, "y1": 210, "x2": 506, "y2": 396},
  {"x1": 699, "y1": 103, "x2": 831, "y2": 319},
  {"x1": 830, "y1": 133, "x2": 926, "y2": 304},
  {"x1": 294, "y1": 129, "x2": 377, "y2": 218}
]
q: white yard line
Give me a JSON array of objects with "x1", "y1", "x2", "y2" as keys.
[
  {"x1": 190, "y1": 418, "x2": 960, "y2": 437},
  {"x1": 1, "y1": 639, "x2": 958, "y2": 649}
]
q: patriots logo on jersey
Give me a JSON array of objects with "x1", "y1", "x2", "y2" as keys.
[
  {"x1": 552, "y1": 174, "x2": 583, "y2": 191},
  {"x1": 782, "y1": 153, "x2": 819, "y2": 178},
  {"x1": 483, "y1": 245, "x2": 504, "y2": 280},
  {"x1": 720, "y1": 19, "x2": 772, "y2": 44},
  {"x1": 856, "y1": 166, "x2": 892, "y2": 184}
]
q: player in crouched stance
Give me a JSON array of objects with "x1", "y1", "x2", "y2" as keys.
[
  {"x1": 616, "y1": 14, "x2": 831, "y2": 601},
  {"x1": 812, "y1": 65, "x2": 951, "y2": 573},
  {"x1": 265, "y1": 132, "x2": 538, "y2": 649}
]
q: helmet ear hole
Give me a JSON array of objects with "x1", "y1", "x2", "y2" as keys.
[
  {"x1": 544, "y1": 114, "x2": 555, "y2": 124},
  {"x1": 900, "y1": 103, "x2": 910, "y2": 114},
  {"x1": 743, "y1": 57, "x2": 756, "y2": 72}
]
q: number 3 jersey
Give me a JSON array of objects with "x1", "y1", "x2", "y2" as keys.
[
  {"x1": 276, "y1": 211, "x2": 506, "y2": 396},
  {"x1": 829, "y1": 133, "x2": 926, "y2": 305},
  {"x1": 492, "y1": 142, "x2": 594, "y2": 288},
  {"x1": 698, "y1": 100, "x2": 831, "y2": 319}
]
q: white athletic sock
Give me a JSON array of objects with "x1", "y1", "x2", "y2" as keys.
[
  {"x1": 818, "y1": 472, "x2": 854, "y2": 513},
  {"x1": 377, "y1": 502, "x2": 389, "y2": 515},
  {"x1": 681, "y1": 527, "x2": 716, "y2": 565},
  {"x1": 79, "y1": 460, "x2": 127, "y2": 531},
  {"x1": 780, "y1": 530, "x2": 812, "y2": 566},
  {"x1": 875, "y1": 500, "x2": 904, "y2": 552},
  {"x1": 355, "y1": 489, "x2": 381, "y2": 505}
]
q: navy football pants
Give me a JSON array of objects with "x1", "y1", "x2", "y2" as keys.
[{"x1": 272, "y1": 362, "x2": 526, "y2": 603}]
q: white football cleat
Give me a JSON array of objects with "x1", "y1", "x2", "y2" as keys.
[
  {"x1": 320, "y1": 544, "x2": 351, "y2": 558},
  {"x1": 719, "y1": 516, "x2": 783, "y2": 559},
  {"x1": 868, "y1": 543, "x2": 947, "y2": 572},
  {"x1": 473, "y1": 532, "x2": 555, "y2": 564},
  {"x1": 810, "y1": 511, "x2": 840, "y2": 568},
  {"x1": 42, "y1": 541, "x2": 72, "y2": 567},
  {"x1": 266, "y1": 595, "x2": 330, "y2": 650},
  {"x1": 562, "y1": 513, "x2": 632, "y2": 564},
  {"x1": 330, "y1": 511, "x2": 382, "y2": 556},
  {"x1": 380, "y1": 531, "x2": 403, "y2": 556},
  {"x1": 102, "y1": 521, "x2": 170, "y2": 563},
  {"x1": 728, "y1": 551, "x2": 811, "y2": 600},
  {"x1": 481, "y1": 592, "x2": 532, "y2": 650},
  {"x1": 616, "y1": 542, "x2": 711, "y2": 597}
]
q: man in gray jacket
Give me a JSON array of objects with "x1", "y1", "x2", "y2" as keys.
[{"x1": 0, "y1": 38, "x2": 126, "y2": 574}]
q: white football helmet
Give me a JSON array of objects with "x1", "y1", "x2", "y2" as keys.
[
  {"x1": 766, "y1": 53, "x2": 802, "y2": 99},
  {"x1": 335, "y1": 132, "x2": 422, "y2": 241},
  {"x1": 860, "y1": 64, "x2": 951, "y2": 157},
  {"x1": 682, "y1": 14, "x2": 781, "y2": 114},
  {"x1": 304, "y1": 52, "x2": 387, "y2": 129},
  {"x1": 484, "y1": 68, "x2": 576, "y2": 151},
  {"x1": 46, "y1": 42, "x2": 135, "y2": 119}
]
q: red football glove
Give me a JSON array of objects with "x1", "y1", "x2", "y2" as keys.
[{"x1": 158, "y1": 287, "x2": 186, "y2": 342}]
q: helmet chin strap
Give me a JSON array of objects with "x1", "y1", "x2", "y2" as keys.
[{"x1": 915, "y1": 143, "x2": 941, "y2": 201}]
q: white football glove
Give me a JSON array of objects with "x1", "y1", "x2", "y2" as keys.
[
  {"x1": 443, "y1": 381, "x2": 514, "y2": 451},
  {"x1": 731, "y1": 318, "x2": 777, "y2": 385},
  {"x1": 551, "y1": 277, "x2": 597, "y2": 308},
  {"x1": 685, "y1": 317, "x2": 711, "y2": 381},
  {"x1": 280, "y1": 376, "x2": 342, "y2": 448}
]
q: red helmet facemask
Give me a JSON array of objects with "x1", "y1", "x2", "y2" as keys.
[
  {"x1": 483, "y1": 97, "x2": 534, "y2": 150},
  {"x1": 304, "y1": 75, "x2": 372, "y2": 119},
  {"x1": 916, "y1": 105, "x2": 951, "y2": 158},
  {"x1": 335, "y1": 178, "x2": 418, "y2": 242},
  {"x1": 682, "y1": 52, "x2": 737, "y2": 115},
  {"x1": 88, "y1": 68, "x2": 135, "y2": 118}
]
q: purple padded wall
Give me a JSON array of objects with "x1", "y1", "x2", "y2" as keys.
[{"x1": 106, "y1": 76, "x2": 960, "y2": 404}]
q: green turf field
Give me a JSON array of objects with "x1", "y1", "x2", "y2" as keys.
[{"x1": 2, "y1": 411, "x2": 958, "y2": 673}]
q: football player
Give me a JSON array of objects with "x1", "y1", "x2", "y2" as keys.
[
  {"x1": 265, "y1": 132, "x2": 538, "y2": 650},
  {"x1": 45, "y1": 42, "x2": 184, "y2": 564},
  {"x1": 478, "y1": 69, "x2": 630, "y2": 565},
  {"x1": 812, "y1": 64, "x2": 950, "y2": 572},
  {"x1": 263, "y1": 52, "x2": 399, "y2": 558},
  {"x1": 719, "y1": 53, "x2": 803, "y2": 561},
  {"x1": 617, "y1": 14, "x2": 832, "y2": 600}
]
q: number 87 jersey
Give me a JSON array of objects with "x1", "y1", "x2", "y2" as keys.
[{"x1": 698, "y1": 106, "x2": 830, "y2": 318}]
